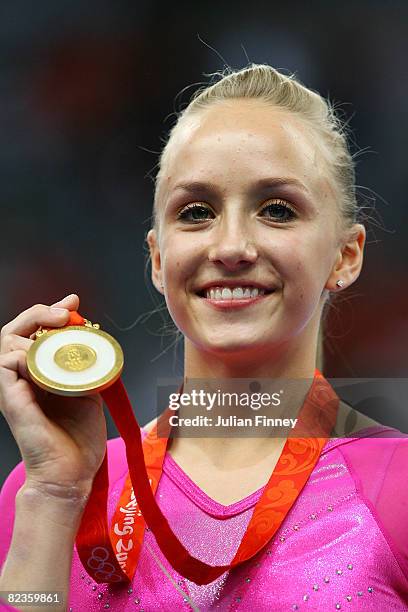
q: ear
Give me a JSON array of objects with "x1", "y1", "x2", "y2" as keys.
[
  {"x1": 146, "y1": 228, "x2": 164, "y2": 294},
  {"x1": 325, "y1": 223, "x2": 366, "y2": 291}
]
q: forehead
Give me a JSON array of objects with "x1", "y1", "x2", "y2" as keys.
[{"x1": 161, "y1": 99, "x2": 336, "y2": 202}]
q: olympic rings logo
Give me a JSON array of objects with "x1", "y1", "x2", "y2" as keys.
[{"x1": 86, "y1": 546, "x2": 123, "y2": 582}]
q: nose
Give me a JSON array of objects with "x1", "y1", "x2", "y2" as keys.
[{"x1": 207, "y1": 209, "x2": 258, "y2": 269}]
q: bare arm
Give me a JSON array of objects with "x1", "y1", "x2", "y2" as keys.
[
  {"x1": 0, "y1": 484, "x2": 90, "y2": 612},
  {"x1": 0, "y1": 294, "x2": 107, "y2": 612}
]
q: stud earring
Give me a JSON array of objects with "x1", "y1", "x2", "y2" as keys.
[{"x1": 336, "y1": 280, "x2": 345, "y2": 288}]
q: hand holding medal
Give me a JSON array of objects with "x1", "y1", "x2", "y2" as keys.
[{"x1": 0, "y1": 294, "x2": 109, "y2": 504}]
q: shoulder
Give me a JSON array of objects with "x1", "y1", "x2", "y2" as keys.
[
  {"x1": 333, "y1": 413, "x2": 408, "y2": 481},
  {"x1": 327, "y1": 400, "x2": 408, "y2": 465},
  {"x1": 331, "y1": 400, "x2": 389, "y2": 438}
]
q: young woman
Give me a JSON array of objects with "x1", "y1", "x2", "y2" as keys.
[{"x1": 1, "y1": 64, "x2": 407, "y2": 611}]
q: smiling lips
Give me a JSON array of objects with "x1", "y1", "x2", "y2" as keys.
[
  {"x1": 204, "y1": 286, "x2": 265, "y2": 300},
  {"x1": 196, "y1": 285, "x2": 276, "y2": 309}
]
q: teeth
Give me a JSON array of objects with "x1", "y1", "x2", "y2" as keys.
[{"x1": 205, "y1": 286, "x2": 266, "y2": 300}]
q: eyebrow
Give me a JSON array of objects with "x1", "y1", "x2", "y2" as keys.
[{"x1": 171, "y1": 177, "x2": 311, "y2": 197}]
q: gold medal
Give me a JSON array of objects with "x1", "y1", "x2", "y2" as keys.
[{"x1": 26, "y1": 319, "x2": 124, "y2": 396}]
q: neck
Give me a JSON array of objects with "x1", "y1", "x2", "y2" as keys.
[
  {"x1": 167, "y1": 337, "x2": 319, "y2": 467},
  {"x1": 184, "y1": 333, "x2": 318, "y2": 380}
]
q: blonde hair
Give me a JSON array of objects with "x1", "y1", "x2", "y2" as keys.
[{"x1": 151, "y1": 63, "x2": 365, "y2": 372}]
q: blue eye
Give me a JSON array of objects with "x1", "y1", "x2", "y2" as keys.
[
  {"x1": 176, "y1": 203, "x2": 214, "y2": 222},
  {"x1": 176, "y1": 199, "x2": 297, "y2": 223},
  {"x1": 260, "y1": 199, "x2": 297, "y2": 223}
]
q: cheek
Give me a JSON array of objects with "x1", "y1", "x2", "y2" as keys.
[
  {"x1": 270, "y1": 234, "x2": 321, "y2": 302},
  {"x1": 162, "y1": 249, "x2": 193, "y2": 281},
  {"x1": 161, "y1": 232, "x2": 207, "y2": 275},
  {"x1": 160, "y1": 242, "x2": 200, "y2": 317},
  {"x1": 266, "y1": 232, "x2": 310, "y2": 275}
]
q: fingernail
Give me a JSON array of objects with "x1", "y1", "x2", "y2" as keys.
[
  {"x1": 50, "y1": 307, "x2": 69, "y2": 314},
  {"x1": 61, "y1": 293, "x2": 76, "y2": 300},
  {"x1": 51, "y1": 294, "x2": 76, "y2": 306}
]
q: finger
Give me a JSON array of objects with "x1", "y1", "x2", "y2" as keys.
[
  {"x1": 0, "y1": 334, "x2": 33, "y2": 355},
  {"x1": 1, "y1": 303, "x2": 70, "y2": 344},
  {"x1": 0, "y1": 350, "x2": 49, "y2": 430},
  {"x1": 1, "y1": 294, "x2": 79, "y2": 343},
  {"x1": 0, "y1": 348, "x2": 32, "y2": 387},
  {"x1": 50, "y1": 293, "x2": 79, "y2": 308},
  {"x1": 30, "y1": 294, "x2": 79, "y2": 340},
  {"x1": 28, "y1": 294, "x2": 80, "y2": 340}
]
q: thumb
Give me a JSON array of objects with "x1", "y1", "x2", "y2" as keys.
[
  {"x1": 28, "y1": 294, "x2": 80, "y2": 340},
  {"x1": 50, "y1": 293, "x2": 79, "y2": 308}
]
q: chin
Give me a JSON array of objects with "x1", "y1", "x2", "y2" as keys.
[{"x1": 198, "y1": 335, "x2": 271, "y2": 358}]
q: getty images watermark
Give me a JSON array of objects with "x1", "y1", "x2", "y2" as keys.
[
  {"x1": 166, "y1": 387, "x2": 297, "y2": 429},
  {"x1": 154, "y1": 377, "x2": 408, "y2": 439}
]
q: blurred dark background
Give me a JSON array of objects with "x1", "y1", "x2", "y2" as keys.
[{"x1": 1, "y1": 1, "x2": 407, "y2": 485}]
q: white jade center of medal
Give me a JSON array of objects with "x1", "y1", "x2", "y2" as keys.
[
  {"x1": 54, "y1": 343, "x2": 97, "y2": 372},
  {"x1": 35, "y1": 329, "x2": 116, "y2": 386}
]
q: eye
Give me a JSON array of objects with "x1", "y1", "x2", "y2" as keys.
[
  {"x1": 175, "y1": 198, "x2": 297, "y2": 224},
  {"x1": 259, "y1": 199, "x2": 297, "y2": 223},
  {"x1": 176, "y1": 203, "x2": 214, "y2": 223}
]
